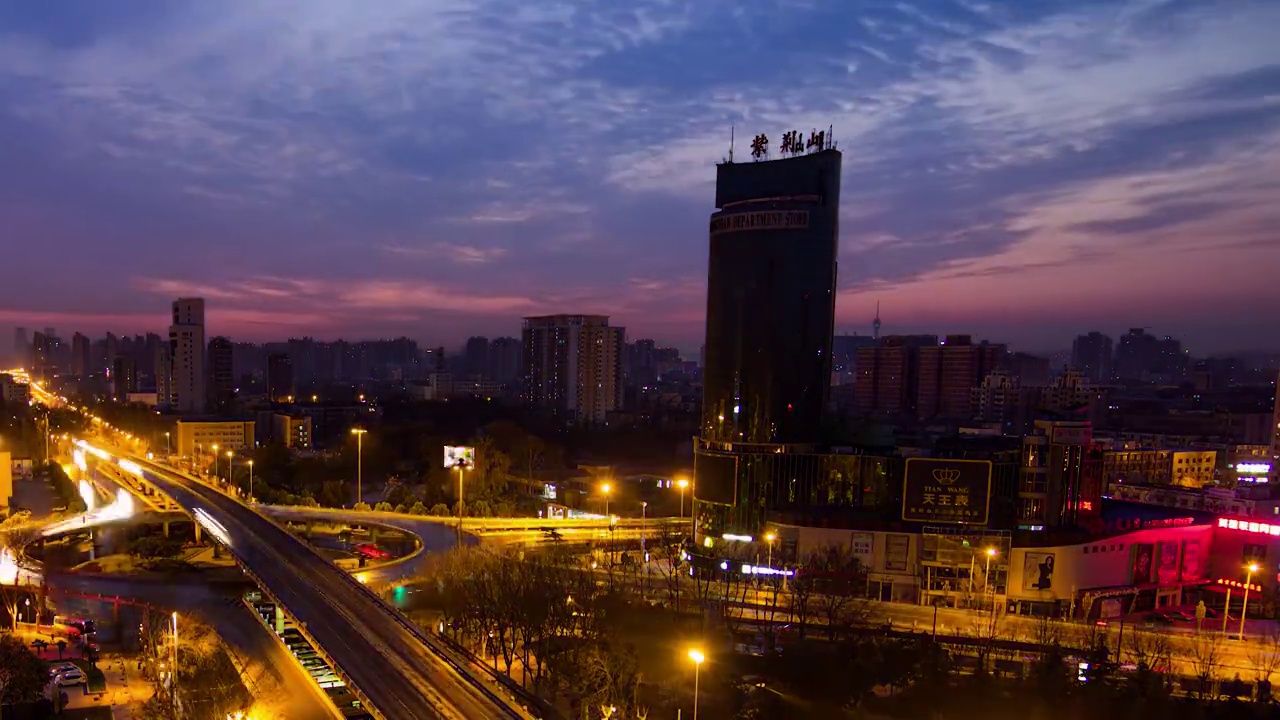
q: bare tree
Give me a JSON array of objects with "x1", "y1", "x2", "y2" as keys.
[
  {"x1": 1182, "y1": 631, "x2": 1223, "y2": 698},
  {"x1": 1126, "y1": 628, "x2": 1172, "y2": 673},
  {"x1": 965, "y1": 611, "x2": 1007, "y2": 672},
  {"x1": 1031, "y1": 614, "x2": 1062, "y2": 648},
  {"x1": 1247, "y1": 628, "x2": 1280, "y2": 685}
]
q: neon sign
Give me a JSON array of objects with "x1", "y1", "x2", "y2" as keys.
[
  {"x1": 1216, "y1": 577, "x2": 1261, "y2": 592},
  {"x1": 1236, "y1": 463, "x2": 1271, "y2": 474},
  {"x1": 1217, "y1": 517, "x2": 1280, "y2": 536}
]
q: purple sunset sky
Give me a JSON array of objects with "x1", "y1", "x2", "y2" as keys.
[{"x1": 1, "y1": 0, "x2": 1278, "y2": 355}]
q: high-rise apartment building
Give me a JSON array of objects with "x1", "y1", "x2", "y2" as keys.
[
  {"x1": 521, "y1": 315, "x2": 624, "y2": 423},
  {"x1": 207, "y1": 336, "x2": 234, "y2": 414},
  {"x1": 487, "y1": 337, "x2": 521, "y2": 386},
  {"x1": 1071, "y1": 332, "x2": 1112, "y2": 383},
  {"x1": 916, "y1": 335, "x2": 1006, "y2": 419},
  {"x1": 464, "y1": 336, "x2": 490, "y2": 378},
  {"x1": 112, "y1": 356, "x2": 137, "y2": 401},
  {"x1": 167, "y1": 298, "x2": 206, "y2": 414},
  {"x1": 70, "y1": 332, "x2": 91, "y2": 377},
  {"x1": 267, "y1": 353, "x2": 294, "y2": 403}
]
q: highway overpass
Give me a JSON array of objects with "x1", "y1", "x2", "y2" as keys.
[{"x1": 123, "y1": 453, "x2": 539, "y2": 720}]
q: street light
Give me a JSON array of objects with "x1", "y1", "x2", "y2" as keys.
[
  {"x1": 350, "y1": 428, "x2": 367, "y2": 507},
  {"x1": 676, "y1": 477, "x2": 689, "y2": 518},
  {"x1": 171, "y1": 612, "x2": 179, "y2": 698},
  {"x1": 211, "y1": 444, "x2": 219, "y2": 478},
  {"x1": 247, "y1": 460, "x2": 254, "y2": 504},
  {"x1": 226, "y1": 450, "x2": 234, "y2": 486},
  {"x1": 765, "y1": 531, "x2": 777, "y2": 568},
  {"x1": 164, "y1": 431, "x2": 170, "y2": 456},
  {"x1": 1242, "y1": 562, "x2": 1260, "y2": 640},
  {"x1": 601, "y1": 482, "x2": 612, "y2": 519},
  {"x1": 688, "y1": 648, "x2": 705, "y2": 720},
  {"x1": 984, "y1": 548, "x2": 998, "y2": 613}
]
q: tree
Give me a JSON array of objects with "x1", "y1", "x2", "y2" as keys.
[
  {"x1": 1182, "y1": 631, "x2": 1223, "y2": 698},
  {"x1": 353, "y1": 501, "x2": 371, "y2": 512},
  {"x1": 374, "y1": 501, "x2": 393, "y2": 512},
  {"x1": 0, "y1": 634, "x2": 51, "y2": 709},
  {"x1": 429, "y1": 503, "x2": 451, "y2": 517},
  {"x1": 1247, "y1": 628, "x2": 1280, "y2": 688},
  {"x1": 471, "y1": 500, "x2": 493, "y2": 518},
  {"x1": 409, "y1": 502, "x2": 428, "y2": 516}
]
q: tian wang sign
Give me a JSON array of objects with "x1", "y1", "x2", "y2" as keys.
[
  {"x1": 901, "y1": 458, "x2": 992, "y2": 525},
  {"x1": 710, "y1": 210, "x2": 809, "y2": 235}
]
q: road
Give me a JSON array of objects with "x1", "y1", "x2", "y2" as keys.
[{"x1": 129, "y1": 454, "x2": 532, "y2": 720}]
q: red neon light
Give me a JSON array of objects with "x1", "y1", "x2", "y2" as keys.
[
  {"x1": 1215, "y1": 577, "x2": 1261, "y2": 592},
  {"x1": 1218, "y1": 517, "x2": 1280, "y2": 536}
]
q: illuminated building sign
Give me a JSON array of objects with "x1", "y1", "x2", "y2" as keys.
[
  {"x1": 1216, "y1": 577, "x2": 1261, "y2": 592},
  {"x1": 902, "y1": 458, "x2": 992, "y2": 525},
  {"x1": 1217, "y1": 517, "x2": 1280, "y2": 536},
  {"x1": 709, "y1": 210, "x2": 809, "y2": 235},
  {"x1": 1236, "y1": 463, "x2": 1271, "y2": 474}
]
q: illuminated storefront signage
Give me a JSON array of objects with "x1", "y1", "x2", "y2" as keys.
[
  {"x1": 1217, "y1": 517, "x2": 1280, "y2": 536},
  {"x1": 1215, "y1": 577, "x2": 1261, "y2": 592},
  {"x1": 902, "y1": 458, "x2": 992, "y2": 525},
  {"x1": 709, "y1": 210, "x2": 809, "y2": 235},
  {"x1": 1237, "y1": 463, "x2": 1271, "y2": 474}
]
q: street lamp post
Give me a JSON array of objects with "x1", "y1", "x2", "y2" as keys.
[
  {"x1": 688, "y1": 648, "x2": 705, "y2": 720},
  {"x1": 247, "y1": 460, "x2": 254, "y2": 504},
  {"x1": 1241, "y1": 562, "x2": 1259, "y2": 640},
  {"x1": 171, "y1": 612, "x2": 178, "y2": 699},
  {"x1": 350, "y1": 428, "x2": 367, "y2": 507},
  {"x1": 601, "y1": 482, "x2": 612, "y2": 519},
  {"x1": 641, "y1": 501, "x2": 648, "y2": 591},
  {"x1": 211, "y1": 444, "x2": 219, "y2": 478},
  {"x1": 985, "y1": 548, "x2": 998, "y2": 614},
  {"x1": 676, "y1": 478, "x2": 689, "y2": 519},
  {"x1": 164, "y1": 431, "x2": 170, "y2": 456},
  {"x1": 765, "y1": 531, "x2": 776, "y2": 568},
  {"x1": 455, "y1": 460, "x2": 468, "y2": 546},
  {"x1": 226, "y1": 450, "x2": 233, "y2": 488}
]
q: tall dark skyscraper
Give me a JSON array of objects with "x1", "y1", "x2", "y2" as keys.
[
  {"x1": 700, "y1": 147, "x2": 842, "y2": 445},
  {"x1": 1071, "y1": 331, "x2": 1112, "y2": 383},
  {"x1": 112, "y1": 356, "x2": 137, "y2": 401},
  {"x1": 695, "y1": 144, "x2": 842, "y2": 524},
  {"x1": 267, "y1": 353, "x2": 294, "y2": 403},
  {"x1": 207, "y1": 335, "x2": 234, "y2": 414}
]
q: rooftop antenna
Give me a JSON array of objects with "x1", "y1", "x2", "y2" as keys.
[
  {"x1": 873, "y1": 301, "x2": 881, "y2": 340},
  {"x1": 729, "y1": 125, "x2": 735, "y2": 163},
  {"x1": 829, "y1": 124, "x2": 835, "y2": 150}
]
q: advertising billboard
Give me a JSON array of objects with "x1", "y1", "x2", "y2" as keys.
[
  {"x1": 693, "y1": 450, "x2": 738, "y2": 506},
  {"x1": 901, "y1": 458, "x2": 992, "y2": 525},
  {"x1": 443, "y1": 446, "x2": 475, "y2": 469},
  {"x1": 1131, "y1": 543, "x2": 1155, "y2": 585}
]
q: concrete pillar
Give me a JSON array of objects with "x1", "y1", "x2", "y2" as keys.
[
  {"x1": 304, "y1": 521, "x2": 313, "y2": 538},
  {"x1": 162, "y1": 521, "x2": 170, "y2": 538},
  {"x1": 370, "y1": 527, "x2": 379, "y2": 544},
  {"x1": 193, "y1": 522, "x2": 202, "y2": 543},
  {"x1": 273, "y1": 605, "x2": 285, "y2": 634}
]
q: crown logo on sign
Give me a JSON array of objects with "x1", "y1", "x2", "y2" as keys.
[{"x1": 932, "y1": 468, "x2": 960, "y2": 486}]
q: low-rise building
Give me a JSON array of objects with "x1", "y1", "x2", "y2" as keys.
[
  {"x1": 271, "y1": 413, "x2": 312, "y2": 450},
  {"x1": 175, "y1": 420, "x2": 255, "y2": 456}
]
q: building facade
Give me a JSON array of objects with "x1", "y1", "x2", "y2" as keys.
[
  {"x1": 267, "y1": 353, "x2": 294, "y2": 403},
  {"x1": 175, "y1": 420, "x2": 255, "y2": 456},
  {"x1": 521, "y1": 315, "x2": 624, "y2": 423},
  {"x1": 207, "y1": 336, "x2": 234, "y2": 414},
  {"x1": 271, "y1": 413, "x2": 312, "y2": 450},
  {"x1": 167, "y1": 298, "x2": 206, "y2": 414}
]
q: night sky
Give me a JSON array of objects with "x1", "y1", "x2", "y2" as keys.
[{"x1": 2, "y1": 0, "x2": 1278, "y2": 355}]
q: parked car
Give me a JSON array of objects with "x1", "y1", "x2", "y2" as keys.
[
  {"x1": 47, "y1": 663, "x2": 76, "y2": 678},
  {"x1": 54, "y1": 669, "x2": 85, "y2": 687},
  {"x1": 1166, "y1": 610, "x2": 1195, "y2": 622},
  {"x1": 1146, "y1": 612, "x2": 1176, "y2": 625}
]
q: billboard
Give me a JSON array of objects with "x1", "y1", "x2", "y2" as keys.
[
  {"x1": 693, "y1": 450, "x2": 737, "y2": 506},
  {"x1": 709, "y1": 210, "x2": 809, "y2": 235},
  {"x1": 1156, "y1": 541, "x2": 1181, "y2": 585},
  {"x1": 443, "y1": 446, "x2": 475, "y2": 469},
  {"x1": 1022, "y1": 552, "x2": 1055, "y2": 591},
  {"x1": 1131, "y1": 543, "x2": 1154, "y2": 585},
  {"x1": 901, "y1": 458, "x2": 992, "y2": 525}
]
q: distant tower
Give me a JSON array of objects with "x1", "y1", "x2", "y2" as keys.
[{"x1": 872, "y1": 302, "x2": 882, "y2": 341}]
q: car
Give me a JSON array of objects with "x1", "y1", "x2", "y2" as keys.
[
  {"x1": 47, "y1": 663, "x2": 76, "y2": 678},
  {"x1": 1145, "y1": 612, "x2": 1176, "y2": 625},
  {"x1": 54, "y1": 669, "x2": 85, "y2": 686},
  {"x1": 1166, "y1": 610, "x2": 1195, "y2": 622}
]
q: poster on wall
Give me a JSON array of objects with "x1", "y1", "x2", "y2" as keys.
[
  {"x1": 884, "y1": 534, "x2": 909, "y2": 572},
  {"x1": 1131, "y1": 543, "x2": 1155, "y2": 585},
  {"x1": 849, "y1": 532, "x2": 874, "y2": 569},
  {"x1": 1100, "y1": 598, "x2": 1123, "y2": 619},
  {"x1": 1157, "y1": 541, "x2": 1180, "y2": 585},
  {"x1": 1022, "y1": 552, "x2": 1055, "y2": 591},
  {"x1": 1180, "y1": 539, "x2": 1203, "y2": 581}
]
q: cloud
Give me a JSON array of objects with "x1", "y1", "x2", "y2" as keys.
[{"x1": 381, "y1": 243, "x2": 509, "y2": 264}]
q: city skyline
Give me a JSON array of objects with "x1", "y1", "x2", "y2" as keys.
[{"x1": 2, "y1": 1, "x2": 1279, "y2": 353}]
